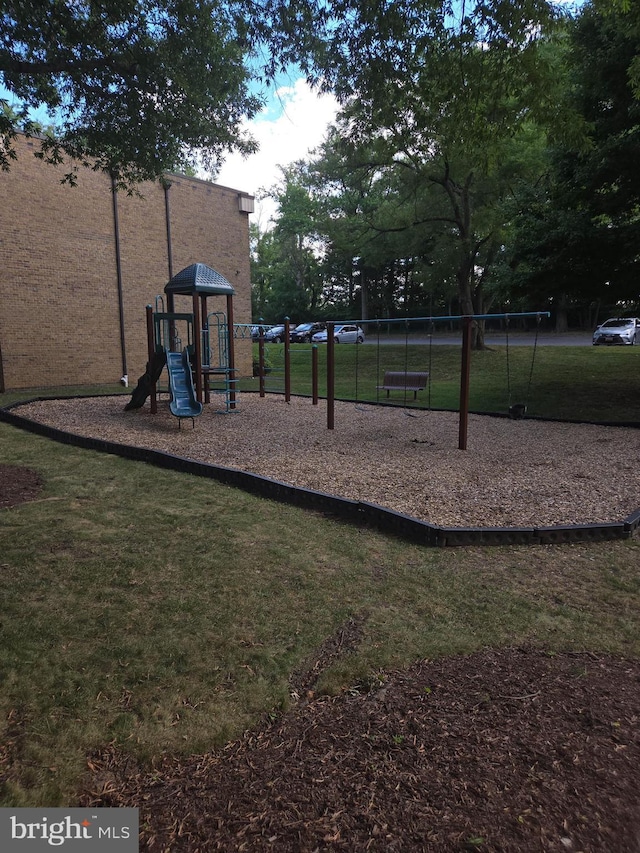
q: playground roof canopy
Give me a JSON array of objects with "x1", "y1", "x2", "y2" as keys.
[{"x1": 164, "y1": 263, "x2": 236, "y2": 297}]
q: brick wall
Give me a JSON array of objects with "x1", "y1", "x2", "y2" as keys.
[{"x1": 0, "y1": 133, "x2": 253, "y2": 391}]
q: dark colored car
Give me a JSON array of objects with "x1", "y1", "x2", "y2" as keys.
[
  {"x1": 290, "y1": 322, "x2": 326, "y2": 343},
  {"x1": 263, "y1": 324, "x2": 286, "y2": 343}
]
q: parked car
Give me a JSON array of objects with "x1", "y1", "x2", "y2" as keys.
[
  {"x1": 263, "y1": 324, "x2": 287, "y2": 343},
  {"x1": 592, "y1": 317, "x2": 640, "y2": 346},
  {"x1": 290, "y1": 322, "x2": 326, "y2": 343},
  {"x1": 312, "y1": 324, "x2": 365, "y2": 344}
]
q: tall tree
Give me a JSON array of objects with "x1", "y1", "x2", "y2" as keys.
[
  {"x1": 0, "y1": 0, "x2": 345, "y2": 185},
  {"x1": 308, "y1": 1, "x2": 577, "y2": 345},
  {"x1": 1, "y1": 0, "x2": 582, "y2": 203},
  {"x1": 509, "y1": 2, "x2": 640, "y2": 324},
  {"x1": 250, "y1": 163, "x2": 324, "y2": 322}
]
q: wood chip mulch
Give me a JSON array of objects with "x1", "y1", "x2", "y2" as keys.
[
  {"x1": 12, "y1": 394, "x2": 640, "y2": 529},
  {"x1": 79, "y1": 647, "x2": 640, "y2": 853}
]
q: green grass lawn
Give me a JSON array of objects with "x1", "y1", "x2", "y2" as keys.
[
  {"x1": 1, "y1": 347, "x2": 639, "y2": 807},
  {"x1": 245, "y1": 342, "x2": 640, "y2": 422},
  {"x1": 4, "y1": 344, "x2": 639, "y2": 422}
]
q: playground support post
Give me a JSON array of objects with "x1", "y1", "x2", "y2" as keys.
[
  {"x1": 327, "y1": 322, "x2": 335, "y2": 430},
  {"x1": 459, "y1": 316, "x2": 472, "y2": 450},
  {"x1": 146, "y1": 304, "x2": 157, "y2": 414},
  {"x1": 201, "y1": 294, "x2": 211, "y2": 405},
  {"x1": 284, "y1": 317, "x2": 291, "y2": 403},
  {"x1": 226, "y1": 292, "x2": 236, "y2": 410},
  {"x1": 191, "y1": 292, "x2": 204, "y2": 403},
  {"x1": 312, "y1": 345, "x2": 318, "y2": 405},
  {"x1": 259, "y1": 330, "x2": 266, "y2": 398}
]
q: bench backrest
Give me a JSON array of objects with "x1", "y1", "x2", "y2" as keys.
[{"x1": 383, "y1": 371, "x2": 428, "y2": 387}]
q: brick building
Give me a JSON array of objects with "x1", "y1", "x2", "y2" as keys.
[{"x1": 0, "y1": 133, "x2": 254, "y2": 391}]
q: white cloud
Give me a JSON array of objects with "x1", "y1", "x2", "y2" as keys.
[{"x1": 213, "y1": 78, "x2": 339, "y2": 229}]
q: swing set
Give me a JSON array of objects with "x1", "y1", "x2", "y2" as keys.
[
  {"x1": 250, "y1": 310, "x2": 549, "y2": 450},
  {"x1": 325, "y1": 311, "x2": 550, "y2": 449}
]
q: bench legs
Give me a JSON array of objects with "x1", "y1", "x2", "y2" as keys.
[{"x1": 385, "y1": 389, "x2": 419, "y2": 399}]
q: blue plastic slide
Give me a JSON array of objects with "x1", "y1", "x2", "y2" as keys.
[{"x1": 166, "y1": 349, "x2": 203, "y2": 422}]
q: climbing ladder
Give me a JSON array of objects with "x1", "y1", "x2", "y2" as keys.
[{"x1": 202, "y1": 311, "x2": 237, "y2": 412}]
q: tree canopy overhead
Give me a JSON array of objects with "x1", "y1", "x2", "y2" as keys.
[
  {"x1": 1, "y1": 0, "x2": 579, "y2": 187},
  {"x1": 1, "y1": 0, "x2": 273, "y2": 184}
]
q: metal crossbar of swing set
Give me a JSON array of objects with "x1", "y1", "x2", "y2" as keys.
[
  {"x1": 324, "y1": 312, "x2": 551, "y2": 451},
  {"x1": 333, "y1": 311, "x2": 551, "y2": 327}
]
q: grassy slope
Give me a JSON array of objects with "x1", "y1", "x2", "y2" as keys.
[{"x1": 1, "y1": 347, "x2": 639, "y2": 806}]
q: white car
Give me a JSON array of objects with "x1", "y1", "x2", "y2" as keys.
[
  {"x1": 592, "y1": 318, "x2": 640, "y2": 346},
  {"x1": 312, "y1": 324, "x2": 365, "y2": 344}
]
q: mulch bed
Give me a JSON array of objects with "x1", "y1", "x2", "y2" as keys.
[
  {"x1": 80, "y1": 647, "x2": 640, "y2": 853},
  {"x1": 3, "y1": 468, "x2": 639, "y2": 851}
]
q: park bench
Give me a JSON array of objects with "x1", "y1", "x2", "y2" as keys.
[{"x1": 377, "y1": 370, "x2": 429, "y2": 400}]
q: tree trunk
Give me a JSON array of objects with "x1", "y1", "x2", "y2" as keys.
[
  {"x1": 360, "y1": 276, "x2": 368, "y2": 320},
  {"x1": 442, "y1": 170, "x2": 489, "y2": 350},
  {"x1": 555, "y1": 294, "x2": 569, "y2": 333},
  {"x1": 457, "y1": 256, "x2": 487, "y2": 350}
]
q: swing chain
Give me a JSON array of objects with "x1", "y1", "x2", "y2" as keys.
[
  {"x1": 506, "y1": 312, "x2": 541, "y2": 419},
  {"x1": 525, "y1": 313, "x2": 542, "y2": 404},
  {"x1": 505, "y1": 314, "x2": 512, "y2": 405}
]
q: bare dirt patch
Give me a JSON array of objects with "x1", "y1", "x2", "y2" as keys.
[{"x1": 0, "y1": 464, "x2": 43, "y2": 509}]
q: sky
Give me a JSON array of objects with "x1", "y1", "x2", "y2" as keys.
[
  {"x1": 2, "y1": 73, "x2": 338, "y2": 230},
  {"x1": 213, "y1": 78, "x2": 339, "y2": 230}
]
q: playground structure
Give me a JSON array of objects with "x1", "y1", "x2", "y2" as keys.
[
  {"x1": 126, "y1": 297, "x2": 549, "y2": 436},
  {"x1": 125, "y1": 263, "x2": 238, "y2": 425}
]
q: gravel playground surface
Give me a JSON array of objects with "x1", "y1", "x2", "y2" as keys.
[{"x1": 15, "y1": 393, "x2": 640, "y2": 529}]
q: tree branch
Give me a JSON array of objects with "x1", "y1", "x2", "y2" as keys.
[{"x1": 0, "y1": 55, "x2": 138, "y2": 78}]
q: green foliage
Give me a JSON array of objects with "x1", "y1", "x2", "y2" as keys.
[
  {"x1": 251, "y1": 2, "x2": 585, "y2": 342},
  {"x1": 250, "y1": 0, "x2": 638, "y2": 337},
  {"x1": 0, "y1": 0, "x2": 270, "y2": 185},
  {"x1": 3, "y1": 0, "x2": 571, "y2": 188},
  {"x1": 251, "y1": 164, "x2": 325, "y2": 322},
  {"x1": 507, "y1": 3, "x2": 640, "y2": 314}
]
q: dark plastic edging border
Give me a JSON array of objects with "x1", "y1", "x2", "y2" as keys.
[{"x1": 1, "y1": 398, "x2": 638, "y2": 549}]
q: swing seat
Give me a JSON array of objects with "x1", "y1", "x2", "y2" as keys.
[
  {"x1": 509, "y1": 403, "x2": 527, "y2": 419},
  {"x1": 378, "y1": 370, "x2": 429, "y2": 399}
]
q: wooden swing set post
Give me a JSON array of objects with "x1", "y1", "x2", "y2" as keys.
[
  {"x1": 327, "y1": 322, "x2": 335, "y2": 430},
  {"x1": 146, "y1": 304, "x2": 158, "y2": 415},
  {"x1": 312, "y1": 345, "x2": 319, "y2": 406},
  {"x1": 458, "y1": 316, "x2": 472, "y2": 451},
  {"x1": 284, "y1": 317, "x2": 291, "y2": 403},
  {"x1": 258, "y1": 330, "x2": 266, "y2": 398}
]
